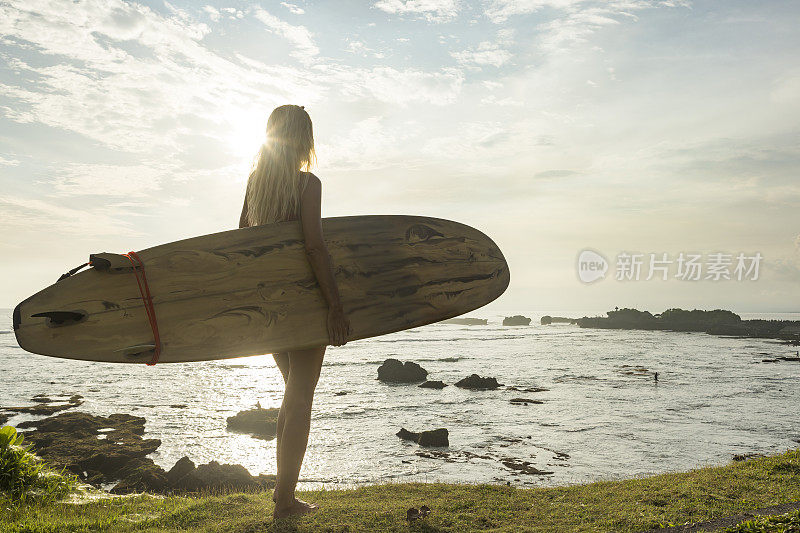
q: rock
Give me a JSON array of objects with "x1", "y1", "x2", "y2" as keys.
[
  {"x1": 17, "y1": 412, "x2": 160, "y2": 488},
  {"x1": 455, "y1": 374, "x2": 501, "y2": 390},
  {"x1": 334, "y1": 391, "x2": 348, "y2": 396},
  {"x1": 418, "y1": 380, "x2": 447, "y2": 389},
  {"x1": 166, "y1": 456, "x2": 196, "y2": 486},
  {"x1": 441, "y1": 318, "x2": 488, "y2": 325},
  {"x1": 502, "y1": 315, "x2": 531, "y2": 326},
  {"x1": 510, "y1": 398, "x2": 543, "y2": 405},
  {"x1": 501, "y1": 458, "x2": 554, "y2": 475},
  {"x1": 541, "y1": 316, "x2": 578, "y2": 325},
  {"x1": 110, "y1": 458, "x2": 169, "y2": 494},
  {"x1": 396, "y1": 427, "x2": 449, "y2": 447},
  {"x1": 31, "y1": 394, "x2": 55, "y2": 403},
  {"x1": 226, "y1": 405, "x2": 279, "y2": 439},
  {"x1": 255, "y1": 473, "x2": 276, "y2": 489},
  {"x1": 733, "y1": 453, "x2": 764, "y2": 462},
  {"x1": 377, "y1": 359, "x2": 428, "y2": 383},
  {"x1": 0, "y1": 412, "x2": 8, "y2": 425},
  {"x1": 777, "y1": 325, "x2": 800, "y2": 340},
  {"x1": 194, "y1": 461, "x2": 259, "y2": 490},
  {"x1": 15, "y1": 409, "x2": 276, "y2": 494},
  {"x1": 506, "y1": 386, "x2": 548, "y2": 393},
  {"x1": 418, "y1": 429, "x2": 449, "y2": 447},
  {"x1": 3, "y1": 393, "x2": 84, "y2": 415}
]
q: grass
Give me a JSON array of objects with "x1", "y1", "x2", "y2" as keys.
[
  {"x1": 724, "y1": 508, "x2": 800, "y2": 532},
  {"x1": 1, "y1": 448, "x2": 798, "y2": 532},
  {"x1": 0, "y1": 426, "x2": 76, "y2": 504}
]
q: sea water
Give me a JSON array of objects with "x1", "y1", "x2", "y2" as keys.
[{"x1": 1, "y1": 308, "x2": 798, "y2": 490}]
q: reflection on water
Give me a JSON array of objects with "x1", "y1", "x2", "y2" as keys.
[{"x1": 1, "y1": 309, "x2": 799, "y2": 490}]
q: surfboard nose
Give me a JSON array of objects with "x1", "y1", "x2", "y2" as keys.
[{"x1": 13, "y1": 301, "x2": 21, "y2": 331}]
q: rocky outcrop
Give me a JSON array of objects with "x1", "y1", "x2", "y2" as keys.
[
  {"x1": 17, "y1": 412, "x2": 160, "y2": 488},
  {"x1": 510, "y1": 398, "x2": 543, "y2": 405},
  {"x1": 501, "y1": 458, "x2": 553, "y2": 475},
  {"x1": 577, "y1": 308, "x2": 800, "y2": 341},
  {"x1": 226, "y1": 404, "x2": 279, "y2": 439},
  {"x1": 441, "y1": 318, "x2": 488, "y2": 325},
  {"x1": 154, "y1": 458, "x2": 261, "y2": 493},
  {"x1": 3, "y1": 394, "x2": 83, "y2": 416},
  {"x1": 761, "y1": 356, "x2": 800, "y2": 363},
  {"x1": 503, "y1": 315, "x2": 531, "y2": 326},
  {"x1": 17, "y1": 411, "x2": 275, "y2": 494},
  {"x1": 506, "y1": 386, "x2": 548, "y2": 393},
  {"x1": 777, "y1": 325, "x2": 800, "y2": 340},
  {"x1": 397, "y1": 427, "x2": 449, "y2": 447},
  {"x1": 418, "y1": 380, "x2": 447, "y2": 389},
  {"x1": 377, "y1": 359, "x2": 428, "y2": 383},
  {"x1": 540, "y1": 316, "x2": 578, "y2": 325},
  {"x1": 455, "y1": 374, "x2": 501, "y2": 390}
]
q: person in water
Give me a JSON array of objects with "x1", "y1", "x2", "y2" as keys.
[{"x1": 239, "y1": 104, "x2": 351, "y2": 518}]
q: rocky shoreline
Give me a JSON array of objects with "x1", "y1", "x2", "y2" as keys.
[
  {"x1": 2, "y1": 397, "x2": 275, "y2": 495},
  {"x1": 1, "y1": 354, "x2": 560, "y2": 494}
]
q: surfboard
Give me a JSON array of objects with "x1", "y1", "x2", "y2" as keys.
[{"x1": 13, "y1": 215, "x2": 509, "y2": 363}]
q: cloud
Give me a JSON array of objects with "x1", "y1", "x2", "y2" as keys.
[
  {"x1": 483, "y1": 0, "x2": 691, "y2": 54},
  {"x1": 252, "y1": 8, "x2": 319, "y2": 62},
  {"x1": 373, "y1": 0, "x2": 460, "y2": 22},
  {"x1": 202, "y1": 5, "x2": 220, "y2": 22},
  {"x1": 322, "y1": 65, "x2": 464, "y2": 105},
  {"x1": 317, "y1": 117, "x2": 411, "y2": 171},
  {"x1": 451, "y1": 41, "x2": 512, "y2": 68},
  {"x1": 0, "y1": 156, "x2": 20, "y2": 166},
  {"x1": 281, "y1": 2, "x2": 306, "y2": 15},
  {"x1": 43, "y1": 163, "x2": 174, "y2": 197},
  {"x1": 0, "y1": 194, "x2": 140, "y2": 237}
]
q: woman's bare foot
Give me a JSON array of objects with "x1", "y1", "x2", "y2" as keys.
[{"x1": 273, "y1": 497, "x2": 319, "y2": 519}]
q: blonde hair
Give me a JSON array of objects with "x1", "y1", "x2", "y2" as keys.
[{"x1": 245, "y1": 105, "x2": 315, "y2": 226}]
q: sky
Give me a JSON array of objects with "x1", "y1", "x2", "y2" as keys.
[{"x1": 1, "y1": 0, "x2": 798, "y2": 316}]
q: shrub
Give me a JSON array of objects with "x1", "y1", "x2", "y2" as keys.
[{"x1": 0, "y1": 425, "x2": 75, "y2": 502}]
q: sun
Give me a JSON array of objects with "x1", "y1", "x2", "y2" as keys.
[{"x1": 226, "y1": 111, "x2": 268, "y2": 170}]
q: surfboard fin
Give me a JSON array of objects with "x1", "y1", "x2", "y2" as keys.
[
  {"x1": 115, "y1": 344, "x2": 156, "y2": 358},
  {"x1": 31, "y1": 311, "x2": 86, "y2": 326},
  {"x1": 90, "y1": 253, "x2": 136, "y2": 272}
]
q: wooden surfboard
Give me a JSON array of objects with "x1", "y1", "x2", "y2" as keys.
[{"x1": 13, "y1": 215, "x2": 509, "y2": 363}]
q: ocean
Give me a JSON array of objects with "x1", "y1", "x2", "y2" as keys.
[{"x1": 2, "y1": 308, "x2": 799, "y2": 490}]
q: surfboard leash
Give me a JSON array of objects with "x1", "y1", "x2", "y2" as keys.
[{"x1": 124, "y1": 251, "x2": 161, "y2": 366}]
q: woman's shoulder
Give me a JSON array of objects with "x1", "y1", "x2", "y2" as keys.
[
  {"x1": 301, "y1": 170, "x2": 320, "y2": 182},
  {"x1": 300, "y1": 171, "x2": 321, "y2": 191}
]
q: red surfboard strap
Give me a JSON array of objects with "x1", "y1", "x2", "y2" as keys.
[{"x1": 124, "y1": 251, "x2": 161, "y2": 366}]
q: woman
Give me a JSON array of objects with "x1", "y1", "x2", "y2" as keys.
[{"x1": 239, "y1": 104, "x2": 351, "y2": 518}]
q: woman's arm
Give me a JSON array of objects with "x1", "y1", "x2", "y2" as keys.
[{"x1": 301, "y1": 175, "x2": 342, "y2": 310}]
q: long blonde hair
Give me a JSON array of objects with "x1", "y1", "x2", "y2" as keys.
[{"x1": 245, "y1": 105, "x2": 315, "y2": 226}]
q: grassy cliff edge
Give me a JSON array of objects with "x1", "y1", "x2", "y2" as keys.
[{"x1": 2, "y1": 448, "x2": 799, "y2": 532}]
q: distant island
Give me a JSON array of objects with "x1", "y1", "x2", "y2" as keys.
[
  {"x1": 502, "y1": 315, "x2": 531, "y2": 326},
  {"x1": 540, "y1": 316, "x2": 579, "y2": 325},
  {"x1": 441, "y1": 318, "x2": 488, "y2": 325},
  {"x1": 574, "y1": 308, "x2": 800, "y2": 342}
]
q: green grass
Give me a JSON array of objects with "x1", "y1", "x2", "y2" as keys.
[
  {"x1": 0, "y1": 426, "x2": 76, "y2": 504},
  {"x1": 1, "y1": 448, "x2": 799, "y2": 532},
  {"x1": 724, "y1": 508, "x2": 800, "y2": 532}
]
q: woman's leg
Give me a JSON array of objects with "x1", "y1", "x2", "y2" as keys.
[
  {"x1": 272, "y1": 352, "x2": 290, "y2": 501},
  {"x1": 273, "y1": 345, "x2": 325, "y2": 517}
]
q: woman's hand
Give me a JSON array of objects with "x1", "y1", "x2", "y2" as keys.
[{"x1": 327, "y1": 305, "x2": 351, "y2": 346}]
